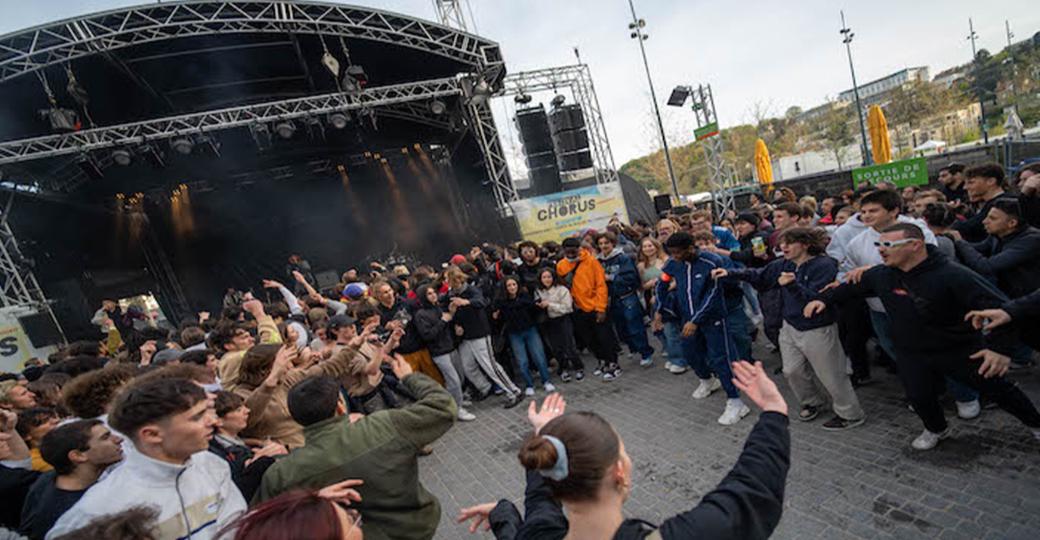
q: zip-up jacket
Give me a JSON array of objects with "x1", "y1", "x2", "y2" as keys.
[
  {"x1": 47, "y1": 449, "x2": 245, "y2": 540},
  {"x1": 724, "y1": 256, "x2": 839, "y2": 331},
  {"x1": 597, "y1": 248, "x2": 642, "y2": 301},
  {"x1": 954, "y1": 226, "x2": 1040, "y2": 299},
  {"x1": 655, "y1": 250, "x2": 732, "y2": 325},
  {"x1": 820, "y1": 247, "x2": 1015, "y2": 359},
  {"x1": 412, "y1": 304, "x2": 456, "y2": 357}
]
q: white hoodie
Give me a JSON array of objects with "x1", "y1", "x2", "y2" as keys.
[
  {"x1": 47, "y1": 448, "x2": 245, "y2": 540},
  {"x1": 841, "y1": 216, "x2": 937, "y2": 312}
]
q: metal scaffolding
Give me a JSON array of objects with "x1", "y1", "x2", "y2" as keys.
[
  {"x1": 0, "y1": 205, "x2": 64, "y2": 343},
  {"x1": 433, "y1": 0, "x2": 469, "y2": 31},
  {"x1": 0, "y1": 0, "x2": 504, "y2": 85},
  {"x1": 499, "y1": 64, "x2": 619, "y2": 187},
  {"x1": 681, "y1": 84, "x2": 740, "y2": 216},
  {"x1": 0, "y1": 77, "x2": 465, "y2": 165}
]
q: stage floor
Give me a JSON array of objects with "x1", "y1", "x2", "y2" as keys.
[{"x1": 420, "y1": 337, "x2": 1040, "y2": 540}]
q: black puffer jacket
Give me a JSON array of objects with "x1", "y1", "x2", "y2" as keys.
[
  {"x1": 954, "y1": 226, "x2": 1040, "y2": 299},
  {"x1": 494, "y1": 293, "x2": 538, "y2": 334}
]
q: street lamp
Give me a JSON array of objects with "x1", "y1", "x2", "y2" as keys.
[
  {"x1": 967, "y1": 18, "x2": 989, "y2": 143},
  {"x1": 840, "y1": 11, "x2": 872, "y2": 167},
  {"x1": 627, "y1": 0, "x2": 679, "y2": 201}
]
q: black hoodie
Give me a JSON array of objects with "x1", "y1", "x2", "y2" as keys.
[{"x1": 822, "y1": 247, "x2": 1015, "y2": 359}]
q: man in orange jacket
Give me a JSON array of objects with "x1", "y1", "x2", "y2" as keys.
[{"x1": 556, "y1": 237, "x2": 621, "y2": 380}]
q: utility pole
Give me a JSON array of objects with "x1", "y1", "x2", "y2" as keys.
[
  {"x1": 967, "y1": 18, "x2": 989, "y2": 144},
  {"x1": 627, "y1": 0, "x2": 679, "y2": 202},
  {"x1": 840, "y1": 10, "x2": 872, "y2": 167},
  {"x1": 1005, "y1": 20, "x2": 1017, "y2": 113}
]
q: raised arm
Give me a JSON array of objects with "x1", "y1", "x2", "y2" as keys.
[{"x1": 387, "y1": 359, "x2": 456, "y2": 449}]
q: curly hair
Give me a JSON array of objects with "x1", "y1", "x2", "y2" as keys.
[{"x1": 61, "y1": 364, "x2": 139, "y2": 419}]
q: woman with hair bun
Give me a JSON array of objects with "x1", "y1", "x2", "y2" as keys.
[{"x1": 458, "y1": 360, "x2": 790, "y2": 540}]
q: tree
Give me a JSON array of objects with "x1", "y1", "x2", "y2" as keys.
[
  {"x1": 883, "y1": 80, "x2": 966, "y2": 129},
  {"x1": 809, "y1": 101, "x2": 857, "y2": 171}
]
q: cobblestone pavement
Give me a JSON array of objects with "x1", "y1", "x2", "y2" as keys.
[{"x1": 419, "y1": 344, "x2": 1040, "y2": 540}]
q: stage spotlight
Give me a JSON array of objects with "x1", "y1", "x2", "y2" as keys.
[
  {"x1": 514, "y1": 93, "x2": 532, "y2": 105},
  {"x1": 274, "y1": 121, "x2": 297, "y2": 139},
  {"x1": 38, "y1": 108, "x2": 80, "y2": 132},
  {"x1": 171, "y1": 137, "x2": 194, "y2": 155},
  {"x1": 667, "y1": 86, "x2": 691, "y2": 107},
  {"x1": 328, "y1": 112, "x2": 349, "y2": 129},
  {"x1": 112, "y1": 149, "x2": 132, "y2": 166},
  {"x1": 550, "y1": 94, "x2": 566, "y2": 107},
  {"x1": 429, "y1": 99, "x2": 447, "y2": 115}
]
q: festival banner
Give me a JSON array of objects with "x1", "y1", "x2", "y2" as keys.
[
  {"x1": 0, "y1": 324, "x2": 32, "y2": 373},
  {"x1": 852, "y1": 157, "x2": 928, "y2": 188},
  {"x1": 510, "y1": 182, "x2": 629, "y2": 243}
]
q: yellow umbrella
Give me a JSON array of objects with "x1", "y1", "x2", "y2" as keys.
[
  {"x1": 754, "y1": 138, "x2": 773, "y2": 190},
  {"x1": 867, "y1": 105, "x2": 892, "y2": 164}
]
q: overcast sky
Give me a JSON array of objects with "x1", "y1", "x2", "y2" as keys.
[{"x1": 3, "y1": 0, "x2": 1038, "y2": 169}]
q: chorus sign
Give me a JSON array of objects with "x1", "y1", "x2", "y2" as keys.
[
  {"x1": 510, "y1": 183, "x2": 630, "y2": 243},
  {"x1": 852, "y1": 157, "x2": 928, "y2": 188},
  {"x1": 0, "y1": 325, "x2": 32, "y2": 373}
]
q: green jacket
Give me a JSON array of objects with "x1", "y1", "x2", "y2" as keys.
[{"x1": 254, "y1": 373, "x2": 457, "y2": 540}]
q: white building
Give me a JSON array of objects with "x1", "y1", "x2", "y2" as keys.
[
  {"x1": 838, "y1": 67, "x2": 930, "y2": 107},
  {"x1": 772, "y1": 144, "x2": 864, "y2": 181}
]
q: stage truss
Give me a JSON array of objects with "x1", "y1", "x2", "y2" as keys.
[{"x1": 498, "y1": 64, "x2": 619, "y2": 188}]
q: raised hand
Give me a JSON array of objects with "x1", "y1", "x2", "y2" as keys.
[
  {"x1": 456, "y1": 502, "x2": 498, "y2": 534},
  {"x1": 317, "y1": 479, "x2": 364, "y2": 504},
  {"x1": 291, "y1": 270, "x2": 307, "y2": 283},
  {"x1": 971, "y1": 349, "x2": 1010, "y2": 379},
  {"x1": 241, "y1": 299, "x2": 264, "y2": 317},
  {"x1": 803, "y1": 300, "x2": 827, "y2": 318},
  {"x1": 731, "y1": 360, "x2": 788, "y2": 415},
  {"x1": 528, "y1": 393, "x2": 566, "y2": 434},
  {"x1": 964, "y1": 308, "x2": 1012, "y2": 331},
  {"x1": 390, "y1": 354, "x2": 414, "y2": 379}
]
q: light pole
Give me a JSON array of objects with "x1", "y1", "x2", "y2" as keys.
[
  {"x1": 967, "y1": 18, "x2": 989, "y2": 143},
  {"x1": 1005, "y1": 20, "x2": 1018, "y2": 114},
  {"x1": 840, "y1": 11, "x2": 871, "y2": 167},
  {"x1": 627, "y1": 0, "x2": 679, "y2": 201}
]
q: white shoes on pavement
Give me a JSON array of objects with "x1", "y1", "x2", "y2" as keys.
[
  {"x1": 665, "y1": 361, "x2": 688, "y2": 374},
  {"x1": 544, "y1": 383, "x2": 556, "y2": 393},
  {"x1": 457, "y1": 407, "x2": 476, "y2": 422},
  {"x1": 956, "y1": 400, "x2": 981, "y2": 420},
  {"x1": 718, "y1": 399, "x2": 750, "y2": 425},
  {"x1": 692, "y1": 378, "x2": 721, "y2": 400},
  {"x1": 524, "y1": 387, "x2": 535, "y2": 397},
  {"x1": 911, "y1": 428, "x2": 952, "y2": 450}
]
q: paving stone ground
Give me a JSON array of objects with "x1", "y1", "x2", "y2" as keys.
[{"x1": 418, "y1": 342, "x2": 1040, "y2": 540}]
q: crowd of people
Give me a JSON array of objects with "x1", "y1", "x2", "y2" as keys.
[{"x1": 1, "y1": 159, "x2": 1039, "y2": 539}]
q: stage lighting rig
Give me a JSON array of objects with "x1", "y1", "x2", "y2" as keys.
[
  {"x1": 514, "y1": 93, "x2": 533, "y2": 105},
  {"x1": 111, "y1": 149, "x2": 132, "y2": 166},
  {"x1": 327, "y1": 112, "x2": 350, "y2": 129},
  {"x1": 429, "y1": 99, "x2": 447, "y2": 115},
  {"x1": 38, "y1": 108, "x2": 80, "y2": 132},
  {"x1": 250, "y1": 123, "x2": 272, "y2": 151},
  {"x1": 550, "y1": 94, "x2": 566, "y2": 108},
  {"x1": 274, "y1": 121, "x2": 297, "y2": 139},
  {"x1": 171, "y1": 137, "x2": 194, "y2": 155}
]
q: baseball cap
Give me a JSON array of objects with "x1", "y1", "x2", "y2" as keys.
[{"x1": 328, "y1": 313, "x2": 357, "y2": 330}]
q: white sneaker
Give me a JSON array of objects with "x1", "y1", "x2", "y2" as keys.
[
  {"x1": 911, "y1": 428, "x2": 951, "y2": 451},
  {"x1": 664, "y1": 361, "x2": 675, "y2": 370},
  {"x1": 524, "y1": 387, "x2": 535, "y2": 397},
  {"x1": 639, "y1": 356, "x2": 653, "y2": 367},
  {"x1": 956, "y1": 400, "x2": 981, "y2": 420},
  {"x1": 718, "y1": 400, "x2": 750, "y2": 425},
  {"x1": 457, "y1": 407, "x2": 476, "y2": 422},
  {"x1": 692, "y1": 378, "x2": 721, "y2": 399},
  {"x1": 544, "y1": 382, "x2": 556, "y2": 393},
  {"x1": 668, "y1": 363, "x2": 688, "y2": 375}
]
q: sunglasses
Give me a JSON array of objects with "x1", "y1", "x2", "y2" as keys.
[{"x1": 873, "y1": 239, "x2": 915, "y2": 248}]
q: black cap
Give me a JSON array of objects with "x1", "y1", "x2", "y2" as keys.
[
  {"x1": 327, "y1": 313, "x2": 357, "y2": 329},
  {"x1": 561, "y1": 237, "x2": 581, "y2": 248},
  {"x1": 735, "y1": 212, "x2": 761, "y2": 227}
]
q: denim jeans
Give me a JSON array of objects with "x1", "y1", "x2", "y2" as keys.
[
  {"x1": 508, "y1": 326, "x2": 553, "y2": 388},
  {"x1": 610, "y1": 293, "x2": 654, "y2": 359},
  {"x1": 725, "y1": 301, "x2": 753, "y2": 361},
  {"x1": 869, "y1": 310, "x2": 978, "y2": 403},
  {"x1": 663, "y1": 320, "x2": 686, "y2": 366},
  {"x1": 681, "y1": 318, "x2": 740, "y2": 398}
]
